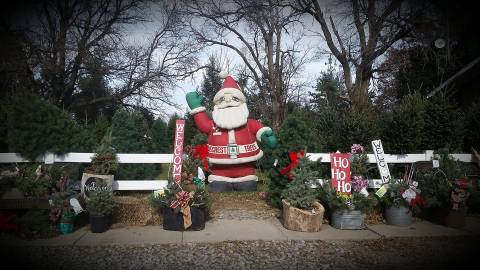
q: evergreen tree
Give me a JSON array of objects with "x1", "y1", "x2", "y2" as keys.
[
  {"x1": 313, "y1": 106, "x2": 343, "y2": 152},
  {"x1": 309, "y1": 57, "x2": 345, "y2": 111},
  {"x1": 7, "y1": 95, "x2": 81, "y2": 160},
  {"x1": 111, "y1": 108, "x2": 159, "y2": 180},
  {"x1": 423, "y1": 92, "x2": 465, "y2": 151},
  {"x1": 166, "y1": 113, "x2": 180, "y2": 152},
  {"x1": 73, "y1": 57, "x2": 116, "y2": 122},
  {"x1": 150, "y1": 118, "x2": 169, "y2": 153},
  {"x1": 282, "y1": 157, "x2": 318, "y2": 210},
  {"x1": 278, "y1": 111, "x2": 315, "y2": 151},
  {"x1": 383, "y1": 93, "x2": 427, "y2": 153},
  {"x1": 337, "y1": 107, "x2": 378, "y2": 152},
  {"x1": 200, "y1": 56, "x2": 222, "y2": 112},
  {"x1": 463, "y1": 100, "x2": 480, "y2": 151}
]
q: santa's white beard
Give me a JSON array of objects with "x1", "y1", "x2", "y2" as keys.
[{"x1": 212, "y1": 103, "x2": 249, "y2": 129}]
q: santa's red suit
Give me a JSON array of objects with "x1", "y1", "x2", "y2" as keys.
[
  {"x1": 193, "y1": 112, "x2": 270, "y2": 182},
  {"x1": 188, "y1": 74, "x2": 272, "y2": 183}
]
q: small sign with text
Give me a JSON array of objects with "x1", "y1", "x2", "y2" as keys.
[{"x1": 330, "y1": 152, "x2": 351, "y2": 194}]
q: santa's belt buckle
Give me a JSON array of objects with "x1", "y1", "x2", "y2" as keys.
[{"x1": 228, "y1": 144, "x2": 239, "y2": 158}]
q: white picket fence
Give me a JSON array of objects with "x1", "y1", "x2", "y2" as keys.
[{"x1": 0, "y1": 151, "x2": 475, "y2": 190}]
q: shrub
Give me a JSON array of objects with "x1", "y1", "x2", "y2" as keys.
[
  {"x1": 7, "y1": 95, "x2": 79, "y2": 160},
  {"x1": 383, "y1": 93, "x2": 427, "y2": 153},
  {"x1": 423, "y1": 92, "x2": 465, "y2": 151},
  {"x1": 281, "y1": 157, "x2": 318, "y2": 210}
]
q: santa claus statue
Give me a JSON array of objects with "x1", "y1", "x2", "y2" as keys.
[{"x1": 186, "y1": 74, "x2": 277, "y2": 192}]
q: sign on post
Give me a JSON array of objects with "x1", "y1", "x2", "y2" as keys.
[
  {"x1": 371, "y1": 139, "x2": 391, "y2": 197},
  {"x1": 172, "y1": 119, "x2": 186, "y2": 183},
  {"x1": 330, "y1": 152, "x2": 351, "y2": 194}
]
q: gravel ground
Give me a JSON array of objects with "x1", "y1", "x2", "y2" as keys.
[{"x1": 1, "y1": 236, "x2": 477, "y2": 270}]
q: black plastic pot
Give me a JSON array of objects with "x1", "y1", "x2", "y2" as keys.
[
  {"x1": 162, "y1": 207, "x2": 205, "y2": 231},
  {"x1": 89, "y1": 215, "x2": 111, "y2": 233}
]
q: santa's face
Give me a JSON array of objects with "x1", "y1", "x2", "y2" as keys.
[{"x1": 212, "y1": 90, "x2": 249, "y2": 129}]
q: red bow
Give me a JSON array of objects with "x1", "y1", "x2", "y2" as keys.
[
  {"x1": 280, "y1": 150, "x2": 305, "y2": 181},
  {"x1": 170, "y1": 191, "x2": 191, "y2": 209},
  {"x1": 410, "y1": 194, "x2": 425, "y2": 208},
  {"x1": 193, "y1": 144, "x2": 209, "y2": 172}
]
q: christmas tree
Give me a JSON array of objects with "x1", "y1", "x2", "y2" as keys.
[
  {"x1": 281, "y1": 157, "x2": 318, "y2": 210},
  {"x1": 89, "y1": 131, "x2": 118, "y2": 175}
]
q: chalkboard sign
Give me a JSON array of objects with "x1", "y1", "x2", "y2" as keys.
[{"x1": 80, "y1": 173, "x2": 113, "y2": 198}]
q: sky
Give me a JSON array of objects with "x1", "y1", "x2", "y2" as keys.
[{"x1": 125, "y1": 3, "x2": 333, "y2": 120}]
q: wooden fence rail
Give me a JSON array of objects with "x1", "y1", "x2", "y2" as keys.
[{"x1": 0, "y1": 151, "x2": 475, "y2": 190}]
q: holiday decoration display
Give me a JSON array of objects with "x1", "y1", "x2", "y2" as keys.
[
  {"x1": 318, "y1": 144, "x2": 376, "y2": 229},
  {"x1": 186, "y1": 73, "x2": 277, "y2": 192},
  {"x1": 149, "y1": 145, "x2": 211, "y2": 231}
]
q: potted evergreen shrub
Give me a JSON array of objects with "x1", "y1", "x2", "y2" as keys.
[
  {"x1": 416, "y1": 149, "x2": 471, "y2": 227},
  {"x1": 85, "y1": 180, "x2": 116, "y2": 233},
  {"x1": 81, "y1": 131, "x2": 118, "y2": 198},
  {"x1": 281, "y1": 157, "x2": 325, "y2": 232},
  {"x1": 318, "y1": 144, "x2": 376, "y2": 229},
  {"x1": 149, "y1": 145, "x2": 211, "y2": 231}
]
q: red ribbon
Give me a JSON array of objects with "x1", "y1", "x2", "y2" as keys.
[
  {"x1": 280, "y1": 150, "x2": 305, "y2": 181},
  {"x1": 170, "y1": 190, "x2": 191, "y2": 209},
  {"x1": 410, "y1": 194, "x2": 425, "y2": 208},
  {"x1": 193, "y1": 144, "x2": 209, "y2": 172}
]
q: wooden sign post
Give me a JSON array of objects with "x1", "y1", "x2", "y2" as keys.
[
  {"x1": 371, "y1": 139, "x2": 391, "y2": 197},
  {"x1": 172, "y1": 119, "x2": 186, "y2": 183},
  {"x1": 330, "y1": 152, "x2": 351, "y2": 194}
]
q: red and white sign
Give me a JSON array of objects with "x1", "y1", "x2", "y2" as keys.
[
  {"x1": 330, "y1": 152, "x2": 351, "y2": 194},
  {"x1": 172, "y1": 120, "x2": 185, "y2": 183}
]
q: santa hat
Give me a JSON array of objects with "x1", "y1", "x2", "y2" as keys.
[{"x1": 213, "y1": 72, "x2": 246, "y2": 103}]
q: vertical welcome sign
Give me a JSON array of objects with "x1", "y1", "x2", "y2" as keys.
[
  {"x1": 330, "y1": 152, "x2": 351, "y2": 194},
  {"x1": 172, "y1": 119, "x2": 186, "y2": 183},
  {"x1": 371, "y1": 139, "x2": 391, "y2": 197}
]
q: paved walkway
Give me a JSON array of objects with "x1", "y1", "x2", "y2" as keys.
[{"x1": 2, "y1": 216, "x2": 480, "y2": 247}]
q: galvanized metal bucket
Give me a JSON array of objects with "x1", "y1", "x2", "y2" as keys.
[
  {"x1": 385, "y1": 205, "x2": 412, "y2": 226},
  {"x1": 331, "y1": 210, "x2": 365, "y2": 230}
]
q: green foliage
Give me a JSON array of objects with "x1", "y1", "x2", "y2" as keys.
[
  {"x1": 462, "y1": 100, "x2": 480, "y2": 151},
  {"x1": 166, "y1": 114, "x2": 181, "y2": 152},
  {"x1": 7, "y1": 95, "x2": 80, "y2": 160},
  {"x1": 317, "y1": 184, "x2": 377, "y2": 212},
  {"x1": 416, "y1": 148, "x2": 469, "y2": 209},
  {"x1": 89, "y1": 132, "x2": 118, "y2": 175},
  {"x1": 378, "y1": 178, "x2": 411, "y2": 208},
  {"x1": 85, "y1": 181, "x2": 116, "y2": 217},
  {"x1": 278, "y1": 111, "x2": 315, "y2": 151},
  {"x1": 150, "y1": 118, "x2": 170, "y2": 153},
  {"x1": 281, "y1": 158, "x2": 318, "y2": 210},
  {"x1": 313, "y1": 106, "x2": 343, "y2": 152},
  {"x1": 309, "y1": 62, "x2": 345, "y2": 110},
  {"x1": 383, "y1": 93, "x2": 427, "y2": 153},
  {"x1": 337, "y1": 108, "x2": 378, "y2": 152},
  {"x1": 200, "y1": 56, "x2": 222, "y2": 112},
  {"x1": 16, "y1": 209, "x2": 54, "y2": 239},
  {"x1": 111, "y1": 108, "x2": 159, "y2": 179},
  {"x1": 267, "y1": 149, "x2": 295, "y2": 208},
  {"x1": 423, "y1": 93, "x2": 465, "y2": 151},
  {"x1": 191, "y1": 133, "x2": 208, "y2": 145}
]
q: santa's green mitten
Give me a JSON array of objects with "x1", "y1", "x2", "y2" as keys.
[
  {"x1": 261, "y1": 130, "x2": 278, "y2": 148},
  {"x1": 186, "y1": 92, "x2": 204, "y2": 110}
]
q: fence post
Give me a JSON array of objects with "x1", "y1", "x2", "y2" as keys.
[
  {"x1": 424, "y1": 150, "x2": 434, "y2": 161},
  {"x1": 44, "y1": 152, "x2": 55, "y2": 164}
]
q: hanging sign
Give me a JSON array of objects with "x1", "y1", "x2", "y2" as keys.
[
  {"x1": 371, "y1": 139, "x2": 391, "y2": 197},
  {"x1": 172, "y1": 119, "x2": 186, "y2": 183},
  {"x1": 330, "y1": 152, "x2": 351, "y2": 194}
]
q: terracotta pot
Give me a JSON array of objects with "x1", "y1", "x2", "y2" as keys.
[{"x1": 282, "y1": 199, "x2": 325, "y2": 232}]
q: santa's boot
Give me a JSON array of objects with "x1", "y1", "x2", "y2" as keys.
[{"x1": 207, "y1": 162, "x2": 258, "y2": 192}]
